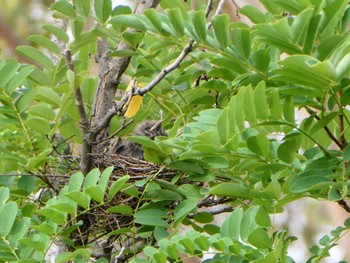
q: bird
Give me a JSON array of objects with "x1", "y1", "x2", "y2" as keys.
[{"x1": 113, "y1": 121, "x2": 166, "y2": 159}]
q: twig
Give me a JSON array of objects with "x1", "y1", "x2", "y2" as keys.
[
  {"x1": 135, "y1": 40, "x2": 194, "y2": 96},
  {"x1": 187, "y1": 206, "x2": 233, "y2": 219},
  {"x1": 338, "y1": 199, "x2": 350, "y2": 213},
  {"x1": 205, "y1": 0, "x2": 215, "y2": 17},
  {"x1": 305, "y1": 107, "x2": 344, "y2": 149},
  {"x1": 94, "y1": 119, "x2": 134, "y2": 145},
  {"x1": 215, "y1": 0, "x2": 227, "y2": 16},
  {"x1": 230, "y1": 0, "x2": 241, "y2": 19}
]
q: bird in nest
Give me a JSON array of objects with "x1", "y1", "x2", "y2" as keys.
[{"x1": 113, "y1": 120, "x2": 166, "y2": 160}]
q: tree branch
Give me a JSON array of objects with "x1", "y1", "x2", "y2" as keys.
[
  {"x1": 135, "y1": 40, "x2": 194, "y2": 96},
  {"x1": 305, "y1": 107, "x2": 344, "y2": 149},
  {"x1": 65, "y1": 50, "x2": 91, "y2": 174}
]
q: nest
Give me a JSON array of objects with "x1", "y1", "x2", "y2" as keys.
[
  {"x1": 92, "y1": 153, "x2": 176, "y2": 181},
  {"x1": 47, "y1": 153, "x2": 177, "y2": 258}
]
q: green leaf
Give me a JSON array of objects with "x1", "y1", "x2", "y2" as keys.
[
  {"x1": 66, "y1": 190, "x2": 91, "y2": 209},
  {"x1": 283, "y1": 96, "x2": 295, "y2": 122},
  {"x1": 28, "y1": 67, "x2": 50, "y2": 86},
  {"x1": 51, "y1": 0, "x2": 76, "y2": 19},
  {"x1": 290, "y1": 170, "x2": 331, "y2": 193},
  {"x1": 277, "y1": 139, "x2": 298, "y2": 163},
  {"x1": 8, "y1": 217, "x2": 31, "y2": 246},
  {"x1": 174, "y1": 199, "x2": 197, "y2": 227},
  {"x1": 211, "y1": 14, "x2": 230, "y2": 49},
  {"x1": 83, "y1": 168, "x2": 100, "y2": 190},
  {"x1": 0, "y1": 202, "x2": 17, "y2": 236},
  {"x1": 231, "y1": 28, "x2": 251, "y2": 60},
  {"x1": 37, "y1": 207, "x2": 67, "y2": 224},
  {"x1": 167, "y1": 8, "x2": 184, "y2": 36},
  {"x1": 27, "y1": 104, "x2": 55, "y2": 120},
  {"x1": 122, "y1": 31, "x2": 144, "y2": 48},
  {"x1": 191, "y1": 10, "x2": 207, "y2": 42},
  {"x1": 160, "y1": 0, "x2": 187, "y2": 18},
  {"x1": 179, "y1": 238, "x2": 195, "y2": 254},
  {"x1": 145, "y1": 189, "x2": 183, "y2": 201},
  {"x1": 25, "y1": 117, "x2": 51, "y2": 134},
  {"x1": 36, "y1": 87, "x2": 61, "y2": 108},
  {"x1": 319, "y1": 0, "x2": 348, "y2": 39},
  {"x1": 85, "y1": 185, "x2": 104, "y2": 203},
  {"x1": 194, "y1": 212, "x2": 214, "y2": 223},
  {"x1": 33, "y1": 222, "x2": 57, "y2": 236},
  {"x1": 0, "y1": 187, "x2": 10, "y2": 203},
  {"x1": 94, "y1": 0, "x2": 112, "y2": 23},
  {"x1": 253, "y1": 22, "x2": 302, "y2": 54},
  {"x1": 239, "y1": 5, "x2": 266, "y2": 24},
  {"x1": 254, "y1": 81, "x2": 269, "y2": 119},
  {"x1": 73, "y1": 0, "x2": 91, "y2": 18},
  {"x1": 0, "y1": 60, "x2": 20, "y2": 89},
  {"x1": 99, "y1": 166, "x2": 113, "y2": 192},
  {"x1": 28, "y1": 35, "x2": 61, "y2": 55},
  {"x1": 255, "y1": 207, "x2": 271, "y2": 227},
  {"x1": 221, "y1": 208, "x2": 243, "y2": 240},
  {"x1": 210, "y1": 183, "x2": 260, "y2": 199},
  {"x1": 217, "y1": 108, "x2": 234, "y2": 144},
  {"x1": 68, "y1": 172, "x2": 84, "y2": 191},
  {"x1": 242, "y1": 85, "x2": 257, "y2": 123},
  {"x1": 328, "y1": 187, "x2": 342, "y2": 201},
  {"x1": 290, "y1": 8, "x2": 313, "y2": 45},
  {"x1": 42, "y1": 24, "x2": 69, "y2": 43},
  {"x1": 336, "y1": 53, "x2": 350, "y2": 80},
  {"x1": 107, "y1": 204, "x2": 133, "y2": 215},
  {"x1": 144, "y1": 9, "x2": 164, "y2": 33},
  {"x1": 16, "y1": 46, "x2": 55, "y2": 70},
  {"x1": 6, "y1": 66, "x2": 34, "y2": 95},
  {"x1": 309, "y1": 112, "x2": 339, "y2": 135},
  {"x1": 248, "y1": 228, "x2": 271, "y2": 249},
  {"x1": 194, "y1": 235, "x2": 210, "y2": 251},
  {"x1": 109, "y1": 15, "x2": 146, "y2": 31},
  {"x1": 18, "y1": 237, "x2": 45, "y2": 252},
  {"x1": 56, "y1": 249, "x2": 91, "y2": 263},
  {"x1": 167, "y1": 160, "x2": 204, "y2": 174},
  {"x1": 247, "y1": 134, "x2": 270, "y2": 157},
  {"x1": 108, "y1": 175, "x2": 130, "y2": 199},
  {"x1": 71, "y1": 31, "x2": 97, "y2": 52},
  {"x1": 51, "y1": 202, "x2": 77, "y2": 215},
  {"x1": 135, "y1": 209, "x2": 169, "y2": 228}
]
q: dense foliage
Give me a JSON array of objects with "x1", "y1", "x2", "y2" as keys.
[{"x1": 1, "y1": 0, "x2": 350, "y2": 262}]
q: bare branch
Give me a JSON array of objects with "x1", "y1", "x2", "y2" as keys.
[
  {"x1": 305, "y1": 107, "x2": 344, "y2": 149},
  {"x1": 51, "y1": 18, "x2": 68, "y2": 65},
  {"x1": 230, "y1": 0, "x2": 241, "y2": 19},
  {"x1": 135, "y1": 40, "x2": 194, "y2": 96},
  {"x1": 338, "y1": 199, "x2": 350, "y2": 213},
  {"x1": 205, "y1": 0, "x2": 215, "y2": 17},
  {"x1": 215, "y1": 0, "x2": 227, "y2": 16}
]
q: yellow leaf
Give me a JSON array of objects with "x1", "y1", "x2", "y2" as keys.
[
  {"x1": 124, "y1": 95, "x2": 143, "y2": 118},
  {"x1": 123, "y1": 79, "x2": 144, "y2": 118}
]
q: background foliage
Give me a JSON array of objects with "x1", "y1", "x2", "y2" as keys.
[{"x1": 1, "y1": 0, "x2": 350, "y2": 262}]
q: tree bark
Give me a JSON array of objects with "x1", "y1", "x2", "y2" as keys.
[{"x1": 80, "y1": 0, "x2": 161, "y2": 174}]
